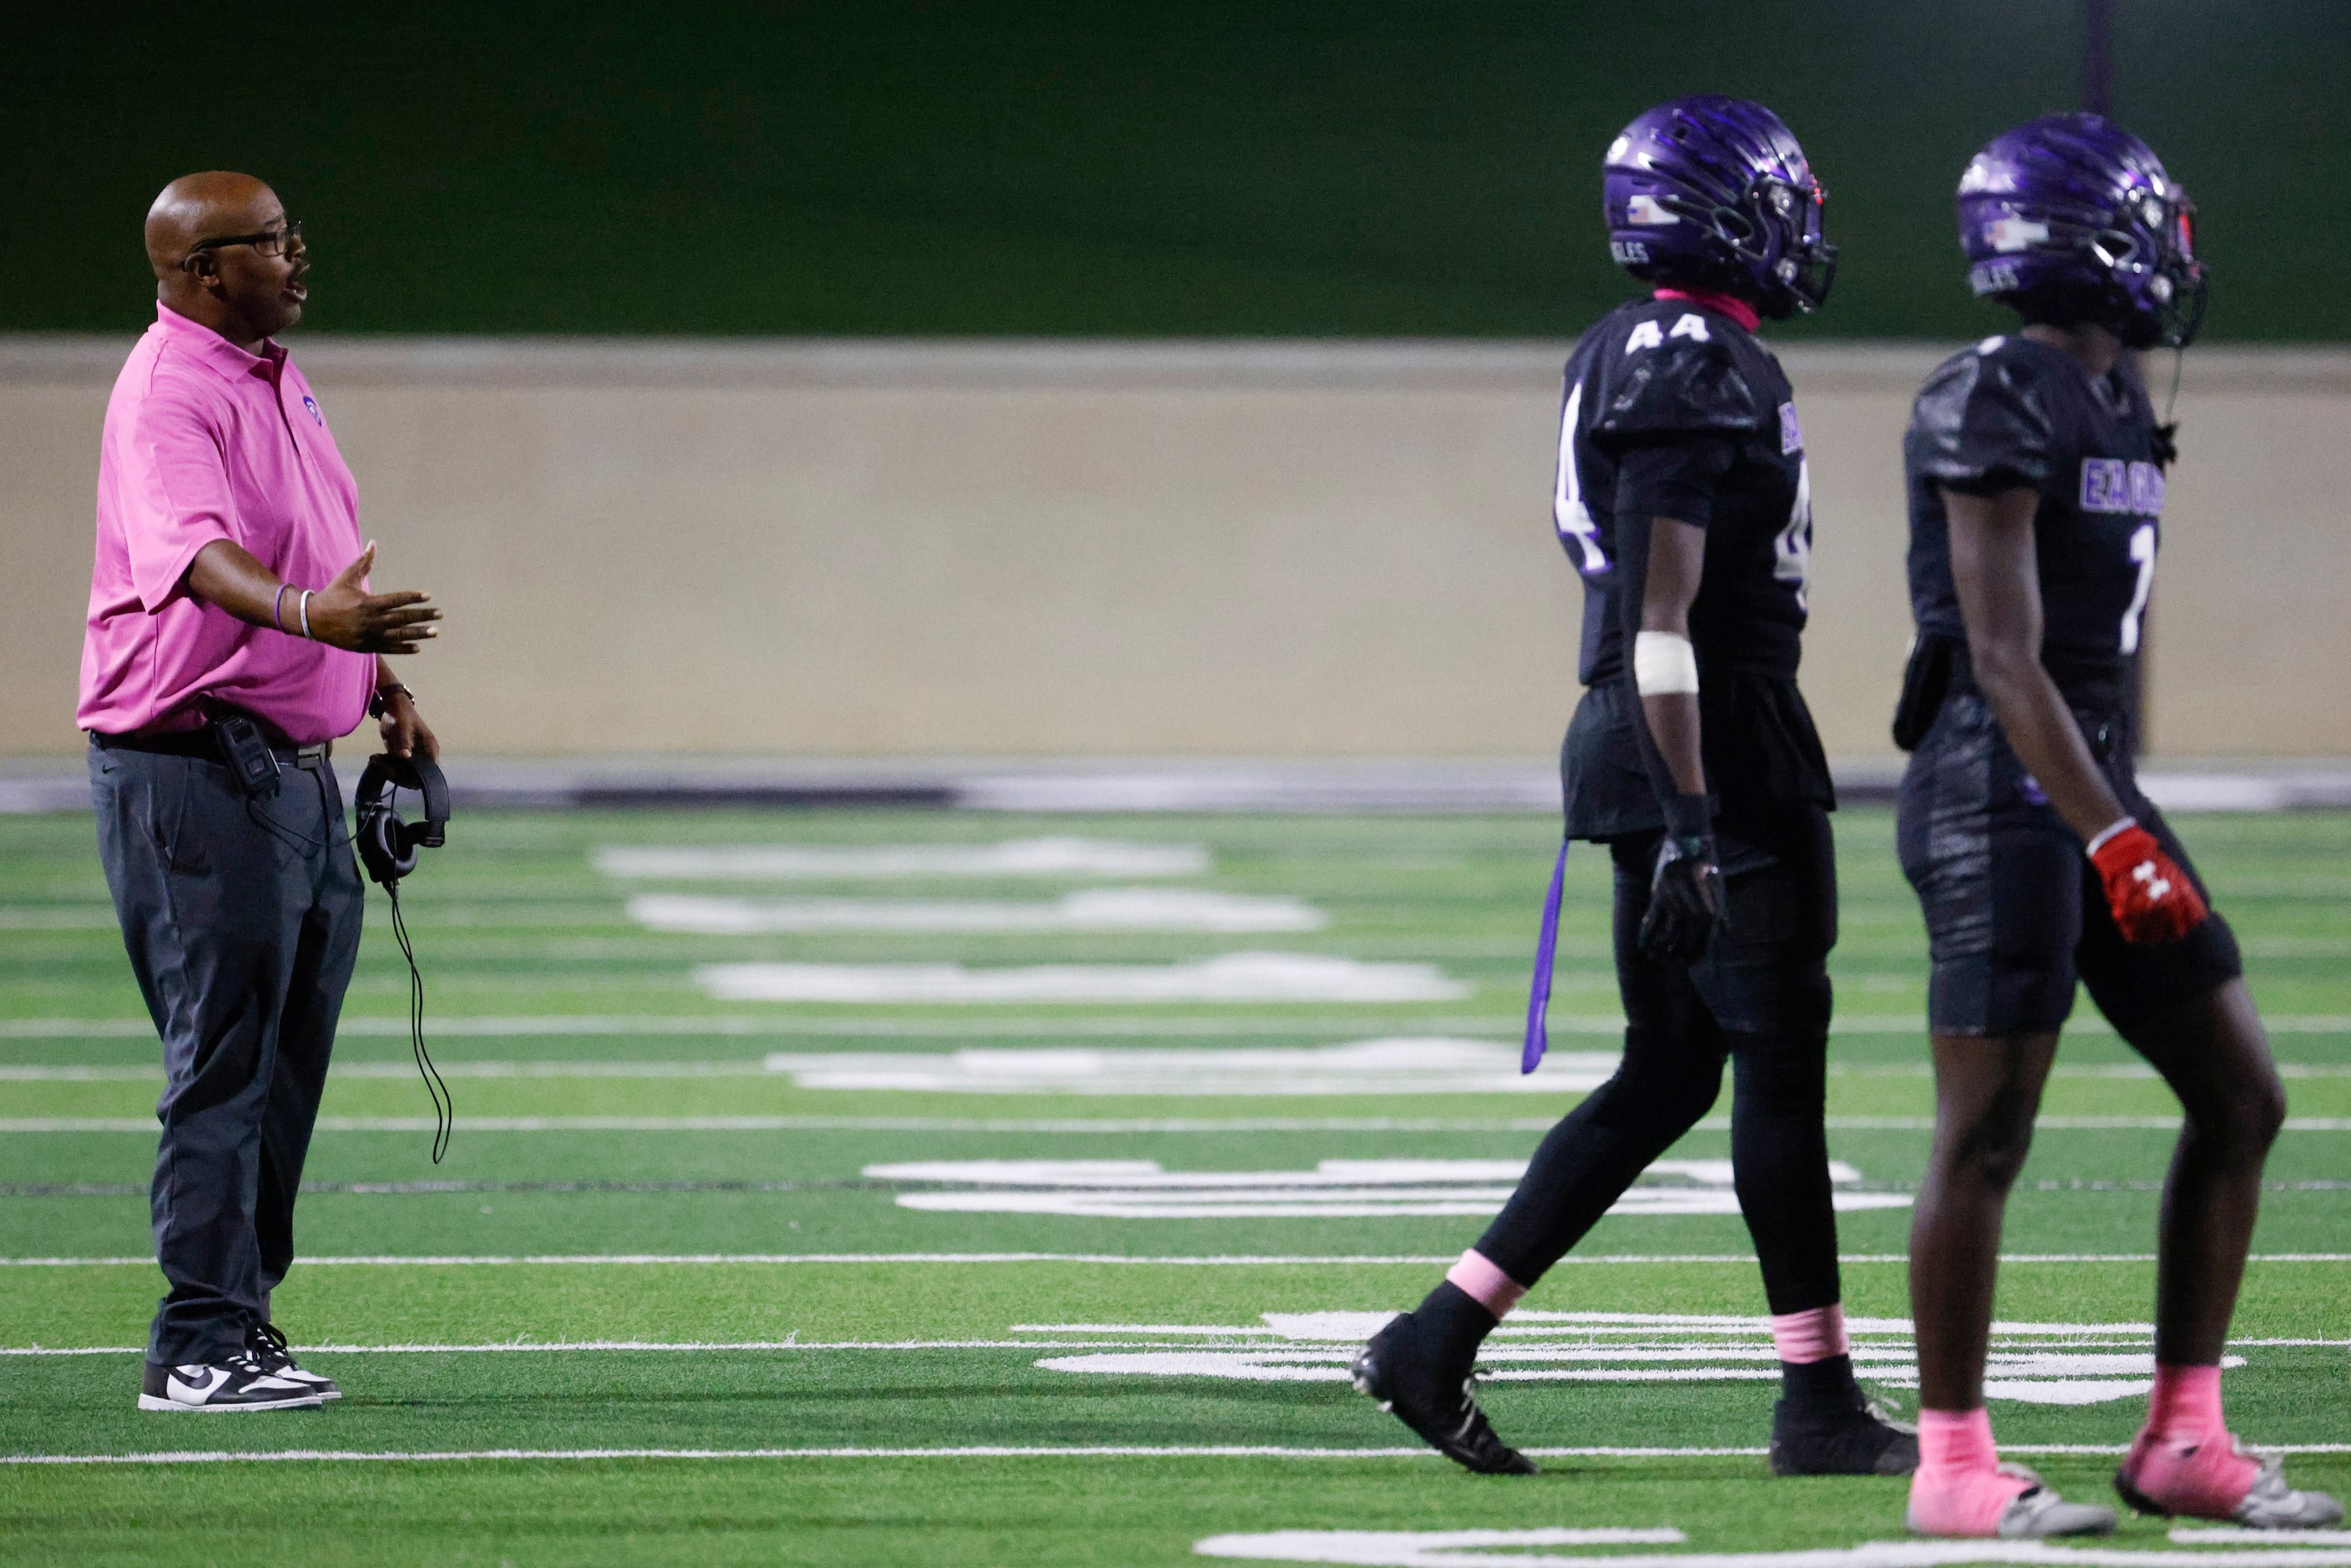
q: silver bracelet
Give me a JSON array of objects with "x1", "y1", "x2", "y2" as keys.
[{"x1": 298, "y1": 589, "x2": 316, "y2": 641}]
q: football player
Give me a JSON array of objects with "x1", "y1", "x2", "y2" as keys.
[
  {"x1": 1893, "y1": 114, "x2": 2342, "y2": 1538},
  {"x1": 1352, "y1": 96, "x2": 1914, "y2": 1479}
]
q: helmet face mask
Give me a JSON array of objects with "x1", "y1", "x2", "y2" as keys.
[
  {"x1": 1603, "y1": 95, "x2": 1838, "y2": 321},
  {"x1": 1959, "y1": 113, "x2": 2208, "y2": 349}
]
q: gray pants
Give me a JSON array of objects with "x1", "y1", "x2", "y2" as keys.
[{"x1": 90, "y1": 739, "x2": 362, "y2": 1366}]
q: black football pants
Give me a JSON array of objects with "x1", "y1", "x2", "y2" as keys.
[
  {"x1": 1476, "y1": 807, "x2": 1844, "y2": 1315},
  {"x1": 91, "y1": 741, "x2": 361, "y2": 1368}
]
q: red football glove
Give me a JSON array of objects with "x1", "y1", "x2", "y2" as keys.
[{"x1": 2089, "y1": 821, "x2": 2209, "y2": 944}]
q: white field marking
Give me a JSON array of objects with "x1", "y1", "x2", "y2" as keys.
[
  {"x1": 0, "y1": 1016, "x2": 1530, "y2": 1039},
  {"x1": 0, "y1": 1339, "x2": 1276, "y2": 1357},
  {"x1": 0, "y1": 1061, "x2": 776, "y2": 1082},
  {"x1": 24, "y1": 1056, "x2": 2351, "y2": 1085},
  {"x1": 1192, "y1": 1528, "x2": 2351, "y2": 1567},
  {"x1": 13, "y1": 1337, "x2": 2317, "y2": 1360},
  {"x1": 1030, "y1": 1306, "x2": 2238, "y2": 1404},
  {"x1": 8, "y1": 1444, "x2": 2349, "y2": 1470},
  {"x1": 695, "y1": 953, "x2": 1470, "y2": 1005},
  {"x1": 0, "y1": 1447, "x2": 1748, "y2": 1467},
  {"x1": 593, "y1": 839, "x2": 1211, "y2": 880},
  {"x1": 867, "y1": 1156, "x2": 1912, "y2": 1221},
  {"x1": 7, "y1": 1252, "x2": 2348, "y2": 1269},
  {"x1": 16, "y1": 1112, "x2": 2351, "y2": 1134},
  {"x1": 2175, "y1": 1532, "x2": 2351, "y2": 1546},
  {"x1": 1020, "y1": 1312, "x2": 2184, "y2": 1341},
  {"x1": 13, "y1": 1013, "x2": 2351, "y2": 1040},
  {"x1": 629, "y1": 889, "x2": 1325, "y2": 934},
  {"x1": 763, "y1": 1039, "x2": 1621, "y2": 1095}
]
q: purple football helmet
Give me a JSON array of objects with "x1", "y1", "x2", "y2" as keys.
[
  {"x1": 1602, "y1": 95, "x2": 1837, "y2": 319},
  {"x1": 1958, "y1": 113, "x2": 2207, "y2": 349}
]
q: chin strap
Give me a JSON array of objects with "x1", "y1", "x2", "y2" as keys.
[{"x1": 1521, "y1": 839, "x2": 1571, "y2": 1074}]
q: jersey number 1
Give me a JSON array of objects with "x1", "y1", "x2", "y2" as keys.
[
  {"x1": 2119, "y1": 523, "x2": 2156, "y2": 655},
  {"x1": 1554, "y1": 382, "x2": 1609, "y2": 574}
]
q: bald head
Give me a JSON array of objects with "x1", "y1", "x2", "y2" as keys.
[
  {"x1": 145, "y1": 171, "x2": 308, "y2": 350},
  {"x1": 146, "y1": 171, "x2": 282, "y2": 279}
]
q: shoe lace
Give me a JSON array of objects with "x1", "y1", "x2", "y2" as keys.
[{"x1": 246, "y1": 1322, "x2": 292, "y2": 1368}]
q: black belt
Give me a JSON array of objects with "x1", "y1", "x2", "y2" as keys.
[{"x1": 90, "y1": 727, "x2": 331, "y2": 769}]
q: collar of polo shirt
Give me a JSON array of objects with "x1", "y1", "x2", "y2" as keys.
[{"x1": 155, "y1": 301, "x2": 288, "y2": 382}]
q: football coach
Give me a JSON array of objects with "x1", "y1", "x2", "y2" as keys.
[{"x1": 80, "y1": 172, "x2": 442, "y2": 1413}]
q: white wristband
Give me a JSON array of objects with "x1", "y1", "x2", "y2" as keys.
[
  {"x1": 297, "y1": 589, "x2": 315, "y2": 641},
  {"x1": 2085, "y1": 816, "x2": 2137, "y2": 858},
  {"x1": 1632, "y1": 630, "x2": 1700, "y2": 695}
]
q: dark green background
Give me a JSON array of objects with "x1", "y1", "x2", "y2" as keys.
[{"x1": 8, "y1": 3, "x2": 2344, "y2": 338}]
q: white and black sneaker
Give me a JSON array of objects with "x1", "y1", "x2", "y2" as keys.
[
  {"x1": 138, "y1": 1354, "x2": 326, "y2": 1412},
  {"x1": 247, "y1": 1323, "x2": 340, "y2": 1402}
]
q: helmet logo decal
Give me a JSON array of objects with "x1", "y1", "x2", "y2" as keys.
[
  {"x1": 1984, "y1": 216, "x2": 2050, "y2": 254},
  {"x1": 1625, "y1": 195, "x2": 1681, "y2": 225}
]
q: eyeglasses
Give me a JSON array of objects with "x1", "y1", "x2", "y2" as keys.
[{"x1": 179, "y1": 220, "x2": 303, "y2": 268}]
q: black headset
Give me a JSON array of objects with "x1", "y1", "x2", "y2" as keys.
[{"x1": 354, "y1": 754, "x2": 450, "y2": 888}]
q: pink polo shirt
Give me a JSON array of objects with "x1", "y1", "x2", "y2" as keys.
[{"x1": 77, "y1": 304, "x2": 374, "y2": 744}]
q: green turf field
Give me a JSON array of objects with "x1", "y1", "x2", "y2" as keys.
[{"x1": 2, "y1": 806, "x2": 2345, "y2": 1566}]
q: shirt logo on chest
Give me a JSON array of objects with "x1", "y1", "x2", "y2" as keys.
[
  {"x1": 2080, "y1": 458, "x2": 2165, "y2": 516},
  {"x1": 301, "y1": 394, "x2": 325, "y2": 427}
]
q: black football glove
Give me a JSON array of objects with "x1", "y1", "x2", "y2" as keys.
[{"x1": 1638, "y1": 811, "x2": 1730, "y2": 962}]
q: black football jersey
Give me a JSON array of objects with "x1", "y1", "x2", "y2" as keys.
[
  {"x1": 1904, "y1": 334, "x2": 2166, "y2": 702},
  {"x1": 1551, "y1": 295, "x2": 1833, "y2": 841},
  {"x1": 1554, "y1": 296, "x2": 1813, "y2": 685}
]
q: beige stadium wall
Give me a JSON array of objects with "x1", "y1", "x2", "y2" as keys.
[{"x1": 3, "y1": 338, "x2": 2347, "y2": 761}]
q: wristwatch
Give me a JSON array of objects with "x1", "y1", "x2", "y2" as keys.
[{"x1": 368, "y1": 683, "x2": 416, "y2": 720}]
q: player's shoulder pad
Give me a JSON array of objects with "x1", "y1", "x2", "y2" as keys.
[
  {"x1": 1594, "y1": 308, "x2": 1765, "y2": 440},
  {"x1": 1909, "y1": 335, "x2": 2060, "y2": 488}
]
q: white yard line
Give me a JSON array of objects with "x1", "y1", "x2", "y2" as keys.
[
  {"x1": 6, "y1": 1443, "x2": 2348, "y2": 1469},
  {"x1": 10, "y1": 1013, "x2": 2351, "y2": 1040},
  {"x1": 13, "y1": 1115, "x2": 2351, "y2": 1133},
  {"x1": 593, "y1": 839, "x2": 1211, "y2": 879},
  {"x1": 8, "y1": 1056, "x2": 2351, "y2": 1085},
  {"x1": 14, "y1": 1011, "x2": 2351, "y2": 1039},
  {"x1": 695, "y1": 954, "x2": 1469, "y2": 1004},
  {"x1": 761, "y1": 1039, "x2": 1619, "y2": 1095},
  {"x1": 8, "y1": 1252, "x2": 2346, "y2": 1267},
  {"x1": 13, "y1": 1338, "x2": 2338, "y2": 1357},
  {"x1": 629, "y1": 890, "x2": 1325, "y2": 934}
]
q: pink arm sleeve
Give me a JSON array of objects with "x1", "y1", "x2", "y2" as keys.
[{"x1": 121, "y1": 388, "x2": 238, "y2": 614}]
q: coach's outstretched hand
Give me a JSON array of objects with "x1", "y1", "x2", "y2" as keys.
[
  {"x1": 306, "y1": 544, "x2": 441, "y2": 655},
  {"x1": 1641, "y1": 833, "x2": 1729, "y2": 961},
  {"x1": 2090, "y1": 822, "x2": 2209, "y2": 944}
]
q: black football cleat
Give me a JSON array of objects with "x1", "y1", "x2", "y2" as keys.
[
  {"x1": 1770, "y1": 1395, "x2": 1919, "y2": 1476},
  {"x1": 1351, "y1": 1314, "x2": 1538, "y2": 1475},
  {"x1": 247, "y1": 1322, "x2": 340, "y2": 1402}
]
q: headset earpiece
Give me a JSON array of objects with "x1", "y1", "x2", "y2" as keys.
[{"x1": 354, "y1": 755, "x2": 450, "y2": 888}]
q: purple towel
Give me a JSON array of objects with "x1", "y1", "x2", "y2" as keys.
[{"x1": 1521, "y1": 839, "x2": 1570, "y2": 1074}]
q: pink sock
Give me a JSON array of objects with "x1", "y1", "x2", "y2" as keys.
[
  {"x1": 1770, "y1": 1304, "x2": 1848, "y2": 1363},
  {"x1": 2123, "y1": 1363, "x2": 2258, "y2": 1518},
  {"x1": 1906, "y1": 1408, "x2": 2031, "y2": 1538},
  {"x1": 1444, "y1": 1250, "x2": 1526, "y2": 1319},
  {"x1": 2146, "y1": 1363, "x2": 2226, "y2": 1442}
]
